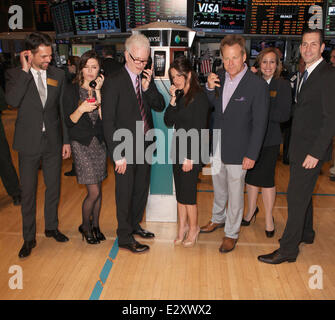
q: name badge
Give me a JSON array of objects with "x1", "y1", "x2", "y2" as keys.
[
  {"x1": 47, "y1": 78, "x2": 58, "y2": 87},
  {"x1": 270, "y1": 90, "x2": 277, "y2": 98}
]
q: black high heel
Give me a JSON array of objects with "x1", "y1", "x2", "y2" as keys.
[
  {"x1": 265, "y1": 218, "x2": 275, "y2": 238},
  {"x1": 92, "y1": 226, "x2": 106, "y2": 241},
  {"x1": 241, "y1": 207, "x2": 259, "y2": 226},
  {"x1": 78, "y1": 225, "x2": 100, "y2": 244}
]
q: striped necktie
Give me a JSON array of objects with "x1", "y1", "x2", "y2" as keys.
[
  {"x1": 136, "y1": 75, "x2": 149, "y2": 134},
  {"x1": 37, "y1": 71, "x2": 47, "y2": 107}
]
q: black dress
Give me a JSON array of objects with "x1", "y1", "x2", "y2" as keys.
[
  {"x1": 164, "y1": 91, "x2": 210, "y2": 204},
  {"x1": 245, "y1": 77, "x2": 292, "y2": 188}
]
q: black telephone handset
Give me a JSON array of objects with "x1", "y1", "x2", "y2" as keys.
[
  {"x1": 175, "y1": 89, "x2": 184, "y2": 103},
  {"x1": 141, "y1": 56, "x2": 152, "y2": 79},
  {"x1": 89, "y1": 69, "x2": 105, "y2": 89}
]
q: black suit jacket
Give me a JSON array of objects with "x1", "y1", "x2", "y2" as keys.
[
  {"x1": 5, "y1": 66, "x2": 69, "y2": 155},
  {"x1": 263, "y1": 77, "x2": 291, "y2": 147},
  {"x1": 289, "y1": 60, "x2": 335, "y2": 162},
  {"x1": 63, "y1": 82, "x2": 104, "y2": 146},
  {"x1": 206, "y1": 68, "x2": 269, "y2": 164},
  {"x1": 101, "y1": 67, "x2": 165, "y2": 162}
]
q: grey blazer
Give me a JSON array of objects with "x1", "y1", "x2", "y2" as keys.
[
  {"x1": 5, "y1": 66, "x2": 69, "y2": 155},
  {"x1": 206, "y1": 68, "x2": 269, "y2": 164}
]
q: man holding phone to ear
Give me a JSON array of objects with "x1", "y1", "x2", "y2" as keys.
[
  {"x1": 202, "y1": 35, "x2": 269, "y2": 253},
  {"x1": 102, "y1": 34, "x2": 164, "y2": 254},
  {"x1": 5, "y1": 32, "x2": 71, "y2": 258}
]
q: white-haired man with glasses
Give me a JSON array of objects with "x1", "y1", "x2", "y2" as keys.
[{"x1": 102, "y1": 34, "x2": 165, "y2": 254}]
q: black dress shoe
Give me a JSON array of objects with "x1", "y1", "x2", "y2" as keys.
[
  {"x1": 241, "y1": 207, "x2": 259, "y2": 226},
  {"x1": 258, "y1": 249, "x2": 296, "y2": 264},
  {"x1": 132, "y1": 227, "x2": 155, "y2": 238},
  {"x1": 12, "y1": 195, "x2": 21, "y2": 206},
  {"x1": 119, "y1": 241, "x2": 149, "y2": 253},
  {"x1": 78, "y1": 225, "x2": 99, "y2": 244},
  {"x1": 45, "y1": 229, "x2": 69, "y2": 242},
  {"x1": 18, "y1": 240, "x2": 36, "y2": 258},
  {"x1": 265, "y1": 218, "x2": 275, "y2": 238},
  {"x1": 92, "y1": 226, "x2": 106, "y2": 241}
]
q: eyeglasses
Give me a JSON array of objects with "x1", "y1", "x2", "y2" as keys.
[{"x1": 128, "y1": 52, "x2": 148, "y2": 65}]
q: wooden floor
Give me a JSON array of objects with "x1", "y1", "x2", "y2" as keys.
[{"x1": 0, "y1": 109, "x2": 335, "y2": 300}]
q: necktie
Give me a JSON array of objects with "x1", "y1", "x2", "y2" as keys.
[
  {"x1": 37, "y1": 71, "x2": 47, "y2": 107},
  {"x1": 136, "y1": 75, "x2": 149, "y2": 134},
  {"x1": 299, "y1": 70, "x2": 308, "y2": 93}
]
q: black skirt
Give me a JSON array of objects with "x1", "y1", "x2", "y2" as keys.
[
  {"x1": 245, "y1": 145, "x2": 280, "y2": 188},
  {"x1": 173, "y1": 163, "x2": 201, "y2": 205}
]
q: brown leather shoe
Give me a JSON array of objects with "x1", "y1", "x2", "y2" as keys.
[
  {"x1": 219, "y1": 237, "x2": 237, "y2": 253},
  {"x1": 200, "y1": 221, "x2": 225, "y2": 233}
]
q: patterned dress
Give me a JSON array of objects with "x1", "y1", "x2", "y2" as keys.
[{"x1": 71, "y1": 87, "x2": 107, "y2": 185}]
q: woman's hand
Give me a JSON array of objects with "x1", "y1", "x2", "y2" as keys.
[
  {"x1": 78, "y1": 100, "x2": 97, "y2": 114},
  {"x1": 94, "y1": 74, "x2": 105, "y2": 90},
  {"x1": 182, "y1": 158, "x2": 193, "y2": 172},
  {"x1": 169, "y1": 84, "x2": 177, "y2": 106}
]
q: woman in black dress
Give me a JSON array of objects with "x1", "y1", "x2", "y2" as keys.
[
  {"x1": 164, "y1": 56, "x2": 210, "y2": 247},
  {"x1": 63, "y1": 50, "x2": 107, "y2": 244},
  {"x1": 242, "y1": 47, "x2": 292, "y2": 237}
]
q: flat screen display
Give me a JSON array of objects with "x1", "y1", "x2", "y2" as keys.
[
  {"x1": 250, "y1": 39, "x2": 286, "y2": 58},
  {"x1": 325, "y1": 0, "x2": 335, "y2": 35},
  {"x1": 125, "y1": 0, "x2": 187, "y2": 31},
  {"x1": 192, "y1": 0, "x2": 247, "y2": 33},
  {"x1": 72, "y1": 0, "x2": 121, "y2": 35},
  {"x1": 50, "y1": 1, "x2": 75, "y2": 37},
  {"x1": 245, "y1": 0, "x2": 324, "y2": 35}
]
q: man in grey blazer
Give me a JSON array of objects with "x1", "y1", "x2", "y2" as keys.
[
  {"x1": 5, "y1": 32, "x2": 71, "y2": 258},
  {"x1": 202, "y1": 35, "x2": 269, "y2": 253}
]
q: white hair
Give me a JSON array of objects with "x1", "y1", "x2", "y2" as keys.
[{"x1": 125, "y1": 33, "x2": 150, "y2": 53}]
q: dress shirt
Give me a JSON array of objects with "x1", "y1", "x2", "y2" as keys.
[{"x1": 222, "y1": 63, "x2": 248, "y2": 113}]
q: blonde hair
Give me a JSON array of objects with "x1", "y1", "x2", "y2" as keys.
[
  {"x1": 125, "y1": 34, "x2": 150, "y2": 53},
  {"x1": 220, "y1": 35, "x2": 246, "y2": 56}
]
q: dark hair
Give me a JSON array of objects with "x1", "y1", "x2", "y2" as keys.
[
  {"x1": 25, "y1": 32, "x2": 52, "y2": 53},
  {"x1": 169, "y1": 56, "x2": 202, "y2": 107},
  {"x1": 256, "y1": 47, "x2": 282, "y2": 79},
  {"x1": 74, "y1": 50, "x2": 101, "y2": 85},
  {"x1": 68, "y1": 55, "x2": 80, "y2": 68},
  {"x1": 301, "y1": 28, "x2": 324, "y2": 46}
]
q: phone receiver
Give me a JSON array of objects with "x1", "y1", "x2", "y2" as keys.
[
  {"x1": 175, "y1": 89, "x2": 184, "y2": 102},
  {"x1": 141, "y1": 56, "x2": 152, "y2": 79},
  {"x1": 89, "y1": 69, "x2": 105, "y2": 89}
]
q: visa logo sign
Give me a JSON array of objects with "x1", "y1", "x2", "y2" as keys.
[{"x1": 198, "y1": 3, "x2": 220, "y2": 14}]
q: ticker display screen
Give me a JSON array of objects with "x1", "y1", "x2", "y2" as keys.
[
  {"x1": 50, "y1": 1, "x2": 75, "y2": 37},
  {"x1": 325, "y1": 0, "x2": 335, "y2": 35},
  {"x1": 245, "y1": 0, "x2": 324, "y2": 35},
  {"x1": 192, "y1": 0, "x2": 247, "y2": 33},
  {"x1": 72, "y1": 0, "x2": 121, "y2": 35},
  {"x1": 125, "y1": 0, "x2": 187, "y2": 31}
]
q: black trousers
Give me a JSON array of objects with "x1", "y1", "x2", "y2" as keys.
[
  {"x1": 281, "y1": 119, "x2": 292, "y2": 162},
  {"x1": 18, "y1": 134, "x2": 62, "y2": 241},
  {"x1": 279, "y1": 159, "x2": 322, "y2": 257},
  {"x1": 114, "y1": 162, "x2": 151, "y2": 245},
  {"x1": 0, "y1": 117, "x2": 20, "y2": 198}
]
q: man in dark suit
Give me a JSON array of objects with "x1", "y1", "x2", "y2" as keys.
[
  {"x1": 0, "y1": 86, "x2": 21, "y2": 206},
  {"x1": 101, "y1": 45, "x2": 123, "y2": 78},
  {"x1": 5, "y1": 32, "x2": 71, "y2": 258},
  {"x1": 258, "y1": 29, "x2": 335, "y2": 264},
  {"x1": 102, "y1": 34, "x2": 165, "y2": 253},
  {"x1": 201, "y1": 35, "x2": 269, "y2": 252}
]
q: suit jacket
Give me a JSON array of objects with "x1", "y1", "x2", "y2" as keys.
[
  {"x1": 102, "y1": 58, "x2": 123, "y2": 78},
  {"x1": 101, "y1": 67, "x2": 165, "y2": 162},
  {"x1": 289, "y1": 60, "x2": 335, "y2": 163},
  {"x1": 63, "y1": 82, "x2": 104, "y2": 146},
  {"x1": 206, "y1": 68, "x2": 269, "y2": 164},
  {"x1": 263, "y1": 77, "x2": 291, "y2": 147},
  {"x1": 5, "y1": 66, "x2": 69, "y2": 155}
]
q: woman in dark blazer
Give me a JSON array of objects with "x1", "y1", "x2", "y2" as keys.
[
  {"x1": 164, "y1": 56, "x2": 210, "y2": 248},
  {"x1": 63, "y1": 50, "x2": 106, "y2": 244},
  {"x1": 242, "y1": 47, "x2": 292, "y2": 237}
]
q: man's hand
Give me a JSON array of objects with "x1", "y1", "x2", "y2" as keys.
[
  {"x1": 62, "y1": 144, "x2": 71, "y2": 159},
  {"x1": 115, "y1": 158, "x2": 127, "y2": 174},
  {"x1": 20, "y1": 50, "x2": 32, "y2": 73},
  {"x1": 242, "y1": 157, "x2": 255, "y2": 170},
  {"x1": 302, "y1": 154, "x2": 319, "y2": 169},
  {"x1": 182, "y1": 158, "x2": 193, "y2": 172},
  {"x1": 207, "y1": 72, "x2": 220, "y2": 90},
  {"x1": 141, "y1": 64, "x2": 153, "y2": 92}
]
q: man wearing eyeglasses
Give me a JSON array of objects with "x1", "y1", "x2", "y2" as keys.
[{"x1": 102, "y1": 34, "x2": 165, "y2": 254}]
